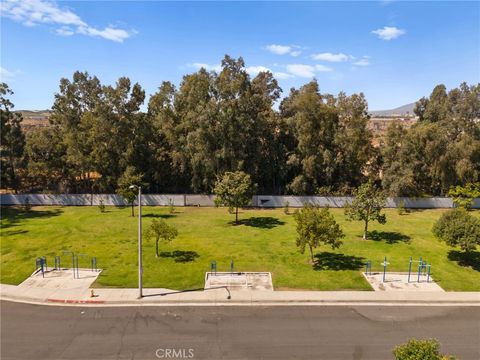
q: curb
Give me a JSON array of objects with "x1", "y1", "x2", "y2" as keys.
[
  {"x1": 47, "y1": 298, "x2": 105, "y2": 304},
  {"x1": 2, "y1": 295, "x2": 479, "y2": 307}
]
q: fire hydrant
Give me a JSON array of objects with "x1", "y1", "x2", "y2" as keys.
[{"x1": 90, "y1": 289, "x2": 95, "y2": 298}]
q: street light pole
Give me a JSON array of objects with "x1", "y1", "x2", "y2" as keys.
[
  {"x1": 130, "y1": 184, "x2": 143, "y2": 298},
  {"x1": 137, "y1": 186, "x2": 142, "y2": 298}
]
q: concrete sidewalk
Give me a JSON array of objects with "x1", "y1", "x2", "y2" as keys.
[{"x1": 1, "y1": 283, "x2": 479, "y2": 307}]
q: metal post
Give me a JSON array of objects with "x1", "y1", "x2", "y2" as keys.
[
  {"x1": 72, "y1": 253, "x2": 76, "y2": 279},
  {"x1": 382, "y1": 256, "x2": 387, "y2": 283},
  {"x1": 427, "y1": 264, "x2": 431, "y2": 283},
  {"x1": 138, "y1": 186, "x2": 143, "y2": 298},
  {"x1": 408, "y1": 256, "x2": 412, "y2": 283},
  {"x1": 75, "y1": 255, "x2": 79, "y2": 279},
  {"x1": 230, "y1": 259, "x2": 234, "y2": 274},
  {"x1": 417, "y1": 256, "x2": 422, "y2": 283}
]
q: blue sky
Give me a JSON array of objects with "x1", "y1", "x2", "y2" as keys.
[{"x1": 1, "y1": 1, "x2": 479, "y2": 111}]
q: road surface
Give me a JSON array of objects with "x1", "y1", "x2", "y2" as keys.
[{"x1": 1, "y1": 301, "x2": 479, "y2": 359}]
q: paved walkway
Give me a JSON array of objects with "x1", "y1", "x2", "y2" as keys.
[
  {"x1": 2, "y1": 283, "x2": 479, "y2": 307},
  {"x1": 1, "y1": 267, "x2": 479, "y2": 306}
]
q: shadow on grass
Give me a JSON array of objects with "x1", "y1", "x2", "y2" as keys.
[
  {"x1": 159, "y1": 250, "x2": 199, "y2": 263},
  {"x1": 234, "y1": 216, "x2": 286, "y2": 229},
  {"x1": 313, "y1": 252, "x2": 365, "y2": 271},
  {"x1": 143, "y1": 213, "x2": 176, "y2": 219},
  {"x1": 448, "y1": 250, "x2": 480, "y2": 271},
  {"x1": 0, "y1": 206, "x2": 63, "y2": 229},
  {"x1": 368, "y1": 230, "x2": 411, "y2": 244}
]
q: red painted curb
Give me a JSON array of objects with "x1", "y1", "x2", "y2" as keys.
[{"x1": 47, "y1": 298, "x2": 105, "y2": 304}]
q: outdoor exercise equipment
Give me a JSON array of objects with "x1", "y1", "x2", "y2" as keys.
[
  {"x1": 63, "y1": 251, "x2": 77, "y2": 278},
  {"x1": 211, "y1": 260, "x2": 217, "y2": 275},
  {"x1": 91, "y1": 257, "x2": 98, "y2": 272},
  {"x1": 230, "y1": 259, "x2": 234, "y2": 274},
  {"x1": 35, "y1": 257, "x2": 47, "y2": 278},
  {"x1": 381, "y1": 256, "x2": 389, "y2": 283},
  {"x1": 365, "y1": 260, "x2": 372, "y2": 276},
  {"x1": 54, "y1": 256, "x2": 61, "y2": 270},
  {"x1": 407, "y1": 256, "x2": 431, "y2": 283}
]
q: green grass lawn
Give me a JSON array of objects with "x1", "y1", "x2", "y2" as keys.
[{"x1": 1, "y1": 206, "x2": 479, "y2": 291}]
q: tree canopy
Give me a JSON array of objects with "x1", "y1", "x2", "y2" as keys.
[
  {"x1": 293, "y1": 205, "x2": 344, "y2": 263},
  {"x1": 213, "y1": 171, "x2": 257, "y2": 224},
  {"x1": 345, "y1": 180, "x2": 387, "y2": 240},
  {"x1": 1, "y1": 59, "x2": 478, "y2": 198}
]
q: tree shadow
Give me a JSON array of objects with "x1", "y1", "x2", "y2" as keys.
[
  {"x1": 368, "y1": 230, "x2": 411, "y2": 244},
  {"x1": 448, "y1": 250, "x2": 480, "y2": 271},
  {"x1": 159, "y1": 250, "x2": 199, "y2": 263},
  {"x1": 143, "y1": 213, "x2": 176, "y2": 219},
  {"x1": 0, "y1": 206, "x2": 63, "y2": 229},
  {"x1": 235, "y1": 217, "x2": 286, "y2": 229},
  {"x1": 313, "y1": 252, "x2": 366, "y2": 271},
  {"x1": 1, "y1": 229, "x2": 28, "y2": 236}
]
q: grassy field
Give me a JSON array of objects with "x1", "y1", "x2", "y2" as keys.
[{"x1": 1, "y1": 206, "x2": 479, "y2": 291}]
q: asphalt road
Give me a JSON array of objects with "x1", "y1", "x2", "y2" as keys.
[{"x1": 1, "y1": 301, "x2": 479, "y2": 360}]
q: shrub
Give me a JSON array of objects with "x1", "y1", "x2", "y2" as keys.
[
  {"x1": 393, "y1": 338, "x2": 456, "y2": 360},
  {"x1": 98, "y1": 199, "x2": 105, "y2": 213},
  {"x1": 433, "y1": 208, "x2": 480, "y2": 252},
  {"x1": 23, "y1": 197, "x2": 32, "y2": 212},
  {"x1": 283, "y1": 201, "x2": 290, "y2": 215},
  {"x1": 168, "y1": 198, "x2": 175, "y2": 214}
]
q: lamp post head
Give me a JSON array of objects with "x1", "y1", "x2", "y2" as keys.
[{"x1": 129, "y1": 185, "x2": 137, "y2": 190}]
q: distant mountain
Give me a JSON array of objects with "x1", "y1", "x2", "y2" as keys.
[
  {"x1": 16, "y1": 110, "x2": 51, "y2": 131},
  {"x1": 370, "y1": 102, "x2": 416, "y2": 117}
]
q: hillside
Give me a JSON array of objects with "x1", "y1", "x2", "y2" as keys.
[{"x1": 370, "y1": 102, "x2": 416, "y2": 117}]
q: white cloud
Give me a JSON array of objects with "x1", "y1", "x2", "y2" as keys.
[
  {"x1": 246, "y1": 66, "x2": 271, "y2": 76},
  {"x1": 0, "y1": 0, "x2": 133, "y2": 42},
  {"x1": 285, "y1": 64, "x2": 333, "y2": 78},
  {"x1": 266, "y1": 44, "x2": 292, "y2": 55},
  {"x1": 286, "y1": 64, "x2": 316, "y2": 78},
  {"x1": 353, "y1": 58, "x2": 370, "y2": 66},
  {"x1": 315, "y1": 64, "x2": 333, "y2": 72},
  {"x1": 371, "y1": 26, "x2": 406, "y2": 40},
  {"x1": 265, "y1": 44, "x2": 302, "y2": 57},
  {"x1": 312, "y1": 52, "x2": 351, "y2": 62},
  {"x1": 191, "y1": 63, "x2": 222, "y2": 72},
  {"x1": 0, "y1": 66, "x2": 21, "y2": 81},
  {"x1": 274, "y1": 72, "x2": 294, "y2": 80}
]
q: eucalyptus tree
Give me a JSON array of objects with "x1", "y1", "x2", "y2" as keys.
[{"x1": 0, "y1": 83, "x2": 25, "y2": 192}]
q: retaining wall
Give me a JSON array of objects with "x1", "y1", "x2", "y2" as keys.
[{"x1": 2, "y1": 194, "x2": 479, "y2": 208}]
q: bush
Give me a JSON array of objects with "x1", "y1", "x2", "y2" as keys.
[
  {"x1": 283, "y1": 201, "x2": 290, "y2": 215},
  {"x1": 168, "y1": 198, "x2": 175, "y2": 214},
  {"x1": 433, "y1": 208, "x2": 480, "y2": 252},
  {"x1": 98, "y1": 199, "x2": 105, "y2": 213},
  {"x1": 397, "y1": 199, "x2": 407, "y2": 215},
  {"x1": 393, "y1": 338, "x2": 455, "y2": 360},
  {"x1": 23, "y1": 197, "x2": 32, "y2": 212},
  {"x1": 448, "y1": 182, "x2": 480, "y2": 210}
]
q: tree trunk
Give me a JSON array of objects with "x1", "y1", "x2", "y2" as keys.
[
  {"x1": 131, "y1": 203, "x2": 134, "y2": 217},
  {"x1": 156, "y1": 239, "x2": 159, "y2": 257},
  {"x1": 235, "y1": 206, "x2": 239, "y2": 224},
  {"x1": 363, "y1": 219, "x2": 369, "y2": 240},
  {"x1": 309, "y1": 245, "x2": 314, "y2": 263}
]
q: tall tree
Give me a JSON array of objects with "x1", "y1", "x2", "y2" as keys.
[
  {"x1": 345, "y1": 180, "x2": 387, "y2": 240},
  {"x1": 213, "y1": 171, "x2": 256, "y2": 224},
  {"x1": 294, "y1": 205, "x2": 344, "y2": 263},
  {"x1": 116, "y1": 166, "x2": 144, "y2": 216},
  {"x1": 0, "y1": 83, "x2": 25, "y2": 192},
  {"x1": 334, "y1": 92, "x2": 377, "y2": 189},
  {"x1": 280, "y1": 80, "x2": 339, "y2": 194}
]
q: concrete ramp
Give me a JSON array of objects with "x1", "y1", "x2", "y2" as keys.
[{"x1": 205, "y1": 272, "x2": 273, "y2": 291}]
